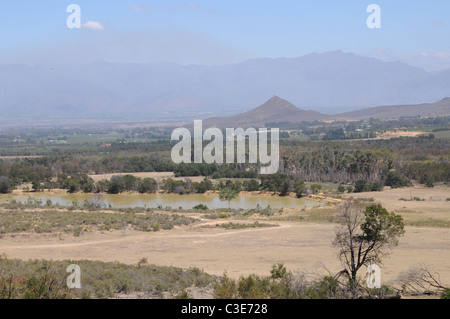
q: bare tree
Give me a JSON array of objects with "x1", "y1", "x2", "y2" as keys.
[
  {"x1": 90, "y1": 193, "x2": 105, "y2": 209},
  {"x1": 333, "y1": 201, "x2": 405, "y2": 286},
  {"x1": 394, "y1": 266, "x2": 448, "y2": 296}
]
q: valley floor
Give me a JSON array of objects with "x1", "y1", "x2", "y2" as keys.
[{"x1": 1, "y1": 186, "x2": 449, "y2": 287}]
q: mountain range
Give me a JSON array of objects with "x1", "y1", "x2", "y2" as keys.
[
  {"x1": 202, "y1": 96, "x2": 450, "y2": 128},
  {"x1": 1, "y1": 50, "x2": 450, "y2": 122}
]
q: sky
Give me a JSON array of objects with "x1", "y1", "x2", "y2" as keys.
[{"x1": 0, "y1": 0, "x2": 449, "y2": 71}]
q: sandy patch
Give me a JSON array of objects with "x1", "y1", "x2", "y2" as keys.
[{"x1": 342, "y1": 186, "x2": 450, "y2": 222}]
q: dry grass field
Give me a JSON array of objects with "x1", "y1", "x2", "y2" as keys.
[{"x1": 343, "y1": 186, "x2": 450, "y2": 227}]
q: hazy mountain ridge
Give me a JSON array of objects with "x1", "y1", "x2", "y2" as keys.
[
  {"x1": 1, "y1": 51, "x2": 450, "y2": 121},
  {"x1": 202, "y1": 96, "x2": 450, "y2": 128},
  {"x1": 336, "y1": 97, "x2": 450, "y2": 120}
]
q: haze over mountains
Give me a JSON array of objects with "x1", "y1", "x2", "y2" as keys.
[
  {"x1": 2, "y1": 50, "x2": 450, "y2": 122},
  {"x1": 202, "y1": 96, "x2": 450, "y2": 128}
]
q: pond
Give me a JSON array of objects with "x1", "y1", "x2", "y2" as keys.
[{"x1": 0, "y1": 193, "x2": 322, "y2": 210}]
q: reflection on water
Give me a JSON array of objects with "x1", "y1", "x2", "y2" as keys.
[{"x1": 0, "y1": 193, "x2": 321, "y2": 210}]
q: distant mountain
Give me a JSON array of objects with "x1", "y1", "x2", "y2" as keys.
[
  {"x1": 203, "y1": 96, "x2": 329, "y2": 128},
  {"x1": 335, "y1": 97, "x2": 450, "y2": 120},
  {"x1": 202, "y1": 96, "x2": 450, "y2": 128},
  {"x1": 2, "y1": 51, "x2": 450, "y2": 122}
]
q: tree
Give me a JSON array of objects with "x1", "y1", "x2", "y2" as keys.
[
  {"x1": 108, "y1": 176, "x2": 124, "y2": 194},
  {"x1": 0, "y1": 176, "x2": 11, "y2": 194},
  {"x1": 82, "y1": 180, "x2": 95, "y2": 193},
  {"x1": 243, "y1": 179, "x2": 260, "y2": 192},
  {"x1": 279, "y1": 180, "x2": 290, "y2": 197},
  {"x1": 32, "y1": 180, "x2": 42, "y2": 192},
  {"x1": 294, "y1": 182, "x2": 307, "y2": 198},
  {"x1": 219, "y1": 188, "x2": 239, "y2": 208},
  {"x1": 122, "y1": 174, "x2": 138, "y2": 191},
  {"x1": 67, "y1": 179, "x2": 80, "y2": 193},
  {"x1": 384, "y1": 171, "x2": 409, "y2": 188},
  {"x1": 354, "y1": 180, "x2": 369, "y2": 193},
  {"x1": 310, "y1": 184, "x2": 322, "y2": 194},
  {"x1": 138, "y1": 178, "x2": 157, "y2": 194},
  {"x1": 333, "y1": 201, "x2": 405, "y2": 286},
  {"x1": 89, "y1": 193, "x2": 105, "y2": 209}
]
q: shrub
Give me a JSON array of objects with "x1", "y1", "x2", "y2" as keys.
[
  {"x1": 354, "y1": 180, "x2": 369, "y2": 193},
  {"x1": 294, "y1": 182, "x2": 307, "y2": 198},
  {"x1": 0, "y1": 261, "x2": 71, "y2": 299},
  {"x1": 310, "y1": 184, "x2": 322, "y2": 194},
  {"x1": 270, "y1": 263, "x2": 288, "y2": 280},
  {"x1": 214, "y1": 273, "x2": 238, "y2": 299},
  {"x1": 193, "y1": 204, "x2": 208, "y2": 210},
  {"x1": 385, "y1": 171, "x2": 410, "y2": 188},
  {"x1": 138, "y1": 178, "x2": 157, "y2": 194},
  {"x1": 441, "y1": 288, "x2": 450, "y2": 299},
  {"x1": 242, "y1": 179, "x2": 260, "y2": 192},
  {"x1": 305, "y1": 276, "x2": 340, "y2": 299},
  {"x1": 370, "y1": 181, "x2": 384, "y2": 192}
]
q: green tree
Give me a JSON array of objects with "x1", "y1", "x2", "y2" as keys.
[
  {"x1": 67, "y1": 180, "x2": 80, "y2": 194},
  {"x1": 138, "y1": 178, "x2": 157, "y2": 194},
  {"x1": 82, "y1": 180, "x2": 95, "y2": 193},
  {"x1": 384, "y1": 171, "x2": 410, "y2": 188},
  {"x1": 310, "y1": 184, "x2": 322, "y2": 194},
  {"x1": 354, "y1": 180, "x2": 369, "y2": 193},
  {"x1": 0, "y1": 176, "x2": 11, "y2": 194},
  {"x1": 333, "y1": 201, "x2": 405, "y2": 285},
  {"x1": 219, "y1": 188, "x2": 239, "y2": 208},
  {"x1": 122, "y1": 175, "x2": 138, "y2": 191},
  {"x1": 294, "y1": 182, "x2": 307, "y2": 198},
  {"x1": 243, "y1": 179, "x2": 260, "y2": 192},
  {"x1": 32, "y1": 180, "x2": 42, "y2": 192},
  {"x1": 279, "y1": 180, "x2": 290, "y2": 197},
  {"x1": 108, "y1": 176, "x2": 124, "y2": 194}
]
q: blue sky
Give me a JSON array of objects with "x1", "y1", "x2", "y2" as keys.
[{"x1": 1, "y1": 1, "x2": 449, "y2": 70}]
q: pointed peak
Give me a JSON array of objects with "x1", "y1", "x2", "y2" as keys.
[
  {"x1": 268, "y1": 95, "x2": 284, "y2": 102},
  {"x1": 260, "y1": 96, "x2": 300, "y2": 111}
]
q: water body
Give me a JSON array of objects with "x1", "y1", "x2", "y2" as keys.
[{"x1": 0, "y1": 193, "x2": 321, "y2": 210}]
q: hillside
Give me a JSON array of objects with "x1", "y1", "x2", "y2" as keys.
[
  {"x1": 202, "y1": 96, "x2": 329, "y2": 128},
  {"x1": 336, "y1": 97, "x2": 450, "y2": 120}
]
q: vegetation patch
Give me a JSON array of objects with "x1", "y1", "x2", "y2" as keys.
[
  {"x1": 0, "y1": 256, "x2": 216, "y2": 299},
  {"x1": 405, "y1": 219, "x2": 450, "y2": 228},
  {"x1": 216, "y1": 221, "x2": 278, "y2": 230},
  {"x1": 0, "y1": 209, "x2": 196, "y2": 235}
]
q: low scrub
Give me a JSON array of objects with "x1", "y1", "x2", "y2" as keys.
[
  {"x1": 0, "y1": 256, "x2": 215, "y2": 299},
  {"x1": 0, "y1": 209, "x2": 196, "y2": 235},
  {"x1": 216, "y1": 222, "x2": 278, "y2": 230}
]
